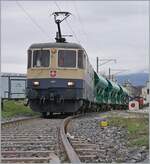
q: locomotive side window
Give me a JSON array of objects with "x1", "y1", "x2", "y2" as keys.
[
  {"x1": 33, "y1": 50, "x2": 50, "y2": 67},
  {"x1": 58, "y1": 50, "x2": 76, "y2": 67},
  {"x1": 27, "y1": 50, "x2": 32, "y2": 68},
  {"x1": 78, "y1": 50, "x2": 86, "y2": 69}
]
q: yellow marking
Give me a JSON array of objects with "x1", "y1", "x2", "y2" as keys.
[
  {"x1": 51, "y1": 48, "x2": 57, "y2": 54},
  {"x1": 100, "y1": 120, "x2": 108, "y2": 127},
  {"x1": 51, "y1": 53, "x2": 56, "y2": 69}
]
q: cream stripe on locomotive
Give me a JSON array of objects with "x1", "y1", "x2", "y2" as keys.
[{"x1": 27, "y1": 69, "x2": 85, "y2": 79}]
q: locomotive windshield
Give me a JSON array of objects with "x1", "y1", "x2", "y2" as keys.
[
  {"x1": 58, "y1": 50, "x2": 76, "y2": 67},
  {"x1": 33, "y1": 50, "x2": 50, "y2": 67}
]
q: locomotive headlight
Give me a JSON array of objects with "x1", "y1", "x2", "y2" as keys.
[
  {"x1": 67, "y1": 81, "x2": 75, "y2": 87},
  {"x1": 33, "y1": 81, "x2": 40, "y2": 86}
]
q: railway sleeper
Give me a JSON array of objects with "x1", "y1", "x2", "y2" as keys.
[
  {"x1": 2, "y1": 132, "x2": 57, "y2": 135},
  {"x1": 1, "y1": 145, "x2": 56, "y2": 151},
  {"x1": 2, "y1": 153, "x2": 60, "y2": 163},
  {"x1": 2, "y1": 141, "x2": 54, "y2": 145},
  {"x1": 1, "y1": 135, "x2": 57, "y2": 138},
  {"x1": 1, "y1": 151, "x2": 54, "y2": 158},
  {"x1": 1, "y1": 138, "x2": 54, "y2": 142},
  {"x1": 1, "y1": 157, "x2": 54, "y2": 163},
  {"x1": 75, "y1": 148, "x2": 98, "y2": 153},
  {"x1": 78, "y1": 154, "x2": 98, "y2": 160},
  {"x1": 71, "y1": 140, "x2": 92, "y2": 144},
  {"x1": 71, "y1": 143, "x2": 97, "y2": 148}
]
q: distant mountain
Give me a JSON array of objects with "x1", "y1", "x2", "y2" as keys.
[{"x1": 116, "y1": 73, "x2": 149, "y2": 86}]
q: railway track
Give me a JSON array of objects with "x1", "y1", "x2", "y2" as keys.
[
  {"x1": 61, "y1": 115, "x2": 102, "y2": 163},
  {"x1": 1, "y1": 114, "x2": 102, "y2": 163},
  {"x1": 1, "y1": 116, "x2": 65, "y2": 163}
]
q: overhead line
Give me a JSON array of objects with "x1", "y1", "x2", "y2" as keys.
[
  {"x1": 16, "y1": 1, "x2": 49, "y2": 38},
  {"x1": 73, "y1": 1, "x2": 88, "y2": 40},
  {"x1": 65, "y1": 21, "x2": 81, "y2": 44}
]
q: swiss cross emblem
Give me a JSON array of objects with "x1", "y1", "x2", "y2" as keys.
[
  {"x1": 50, "y1": 70, "x2": 56, "y2": 77},
  {"x1": 131, "y1": 103, "x2": 135, "y2": 108}
]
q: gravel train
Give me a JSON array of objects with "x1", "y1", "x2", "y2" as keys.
[{"x1": 26, "y1": 12, "x2": 129, "y2": 116}]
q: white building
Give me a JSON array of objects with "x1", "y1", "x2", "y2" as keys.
[
  {"x1": 0, "y1": 72, "x2": 26, "y2": 99},
  {"x1": 123, "y1": 80, "x2": 142, "y2": 98}
]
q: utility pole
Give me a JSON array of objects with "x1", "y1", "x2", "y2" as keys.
[
  {"x1": 96, "y1": 57, "x2": 116, "y2": 75},
  {"x1": 109, "y1": 67, "x2": 111, "y2": 80},
  {"x1": 96, "y1": 57, "x2": 99, "y2": 73}
]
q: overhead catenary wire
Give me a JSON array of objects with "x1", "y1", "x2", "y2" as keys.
[
  {"x1": 16, "y1": 1, "x2": 49, "y2": 39},
  {"x1": 53, "y1": 1, "x2": 81, "y2": 44},
  {"x1": 72, "y1": 1, "x2": 88, "y2": 41}
]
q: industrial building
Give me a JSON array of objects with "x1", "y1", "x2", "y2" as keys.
[{"x1": 1, "y1": 72, "x2": 26, "y2": 99}]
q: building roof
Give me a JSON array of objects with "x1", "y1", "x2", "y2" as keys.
[{"x1": 1, "y1": 72, "x2": 26, "y2": 77}]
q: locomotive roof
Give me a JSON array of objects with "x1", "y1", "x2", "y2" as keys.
[{"x1": 29, "y1": 42, "x2": 83, "y2": 49}]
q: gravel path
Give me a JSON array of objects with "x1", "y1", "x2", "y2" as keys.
[{"x1": 68, "y1": 112, "x2": 149, "y2": 163}]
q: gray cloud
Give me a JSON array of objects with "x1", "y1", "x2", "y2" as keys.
[{"x1": 1, "y1": 1, "x2": 149, "y2": 75}]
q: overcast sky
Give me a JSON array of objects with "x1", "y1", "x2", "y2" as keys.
[{"x1": 1, "y1": 1, "x2": 149, "y2": 76}]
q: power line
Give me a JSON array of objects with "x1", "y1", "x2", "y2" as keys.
[
  {"x1": 53, "y1": 1, "x2": 81, "y2": 44},
  {"x1": 54, "y1": 1, "x2": 61, "y2": 11},
  {"x1": 73, "y1": 1, "x2": 88, "y2": 41},
  {"x1": 65, "y1": 20, "x2": 81, "y2": 43},
  {"x1": 16, "y1": 1, "x2": 49, "y2": 38}
]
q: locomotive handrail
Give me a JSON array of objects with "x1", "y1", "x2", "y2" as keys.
[{"x1": 60, "y1": 115, "x2": 81, "y2": 163}]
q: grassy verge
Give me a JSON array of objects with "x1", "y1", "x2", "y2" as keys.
[
  {"x1": 109, "y1": 116, "x2": 149, "y2": 149},
  {"x1": 2, "y1": 100, "x2": 39, "y2": 119}
]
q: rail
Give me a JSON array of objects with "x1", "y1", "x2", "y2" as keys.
[
  {"x1": 1, "y1": 116, "x2": 62, "y2": 163},
  {"x1": 2, "y1": 114, "x2": 82, "y2": 163},
  {"x1": 60, "y1": 115, "x2": 81, "y2": 163},
  {"x1": 1, "y1": 116, "x2": 40, "y2": 127}
]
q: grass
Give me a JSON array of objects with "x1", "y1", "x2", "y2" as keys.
[
  {"x1": 1, "y1": 100, "x2": 39, "y2": 119},
  {"x1": 109, "y1": 116, "x2": 149, "y2": 148}
]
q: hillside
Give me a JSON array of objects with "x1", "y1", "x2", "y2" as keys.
[{"x1": 116, "y1": 73, "x2": 149, "y2": 86}]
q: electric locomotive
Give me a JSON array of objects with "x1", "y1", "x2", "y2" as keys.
[{"x1": 26, "y1": 12, "x2": 129, "y2": 117}]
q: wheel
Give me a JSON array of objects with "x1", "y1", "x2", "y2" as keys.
[
  {"x1": 49, "y1": 112, "x2": 53, "y2": 118},
  {"x1": 42, "y1": 112, "x2": 47, "y2": 118}
]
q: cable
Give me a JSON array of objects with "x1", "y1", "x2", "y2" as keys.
[
  {"x1": 65, "y1": 20, "x2": 81, "y2": 43},
  {"x1": 73, "y1": 1, "x2": 88, "y2": 40},
  {"x1": 53, "y1": 1, "x2": 81, "y2": 44},
  {"x1": 16, "y1": 1, "x2": 49, "y2": 38},
  {"x1": 54, "y1": 1, "x2": 61, "y2": 11}
]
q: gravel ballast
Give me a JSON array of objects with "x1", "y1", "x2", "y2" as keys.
[{"x1": 68, "y1": 113, "x2": 149, "y2": 163}]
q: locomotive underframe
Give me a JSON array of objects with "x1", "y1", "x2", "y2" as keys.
[{"x1": 29, "y1": 99, "x2": 84, "y2": 113}]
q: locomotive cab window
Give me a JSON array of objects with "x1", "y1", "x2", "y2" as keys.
[
  {"x1": 58, "y1": 50, "x2": 76, "y2": 67},
  {"x1": 27, "y1": 50, "x2": 32, "y2": 68},
  {"x1": 78, "y1": 50, "x2": 85, "y2": 69},
  {"x1": 33, "y1": 50, "x2": 50, "y2": 67}
]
